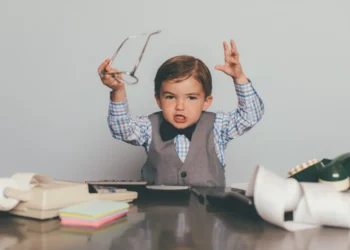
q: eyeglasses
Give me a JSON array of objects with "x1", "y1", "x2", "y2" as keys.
[{"x1": 104, "y1": 30, "x2": 161, "y2": 85}]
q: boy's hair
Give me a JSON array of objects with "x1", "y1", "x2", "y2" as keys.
[{"x1": 154, "y1": 55, "x2": 212, "y2": 98}]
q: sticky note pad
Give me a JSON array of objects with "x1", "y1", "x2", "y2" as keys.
[
  {"x1": 59, "y1": 200, "x2": 129, "y2": 219},
  {"x1": 60, "y1": 216, "x2": 128, "y2": 235},
  {"x1": 60, "y1": 211, "x2": 128, "y2": 228}
]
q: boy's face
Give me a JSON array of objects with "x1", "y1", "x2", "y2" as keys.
[{"x1": 155, "y1": 76, "x2": 213, "y2": 129}]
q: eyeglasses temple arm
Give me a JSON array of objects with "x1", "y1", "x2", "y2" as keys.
[
  {"x1": 109, "y1": 33, "x2": 146, "y2": 65},
  {"x1": 131, "y1": 30, "x2": 161, "y2": 74}
]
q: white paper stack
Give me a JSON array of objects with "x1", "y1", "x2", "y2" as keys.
[{"x1": 246, "y1": 165, "x2": 350, "y2": 231}]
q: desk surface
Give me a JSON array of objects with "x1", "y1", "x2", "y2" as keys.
[{"x1": 0, "y1": 188, "x2": 349, "y2": 250}]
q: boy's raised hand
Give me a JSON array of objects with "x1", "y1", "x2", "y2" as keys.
[
  {"x1": 215, "y1": 40, "x2": 248, "y2": 84},
  {"x1": 98, "y1": 59, "x2": 125, "y2": 91}
]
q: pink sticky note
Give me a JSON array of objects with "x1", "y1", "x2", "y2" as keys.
[{"x1": 60, "y1": 212, "x2": 127, "y2": 228}]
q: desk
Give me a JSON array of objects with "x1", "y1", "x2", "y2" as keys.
[{"x1": 0, "y1": 188, "x2": 349, "y2": 250}]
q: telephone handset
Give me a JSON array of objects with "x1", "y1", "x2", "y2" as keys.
[{"x1": 288, "y1": 152, "x2": 350, "y2": 191}]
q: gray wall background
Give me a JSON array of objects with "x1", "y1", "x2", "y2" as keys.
[{"x1": 1, "y1": 0, "x2": 349, "y2": 185}]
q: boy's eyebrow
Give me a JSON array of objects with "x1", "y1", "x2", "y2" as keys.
[
  {"x1": 162, "y1": 91, "x2": 175, "y2": 95},
  {"x1": 161, "y1": 91, "x2": 201, "y2": 96}
]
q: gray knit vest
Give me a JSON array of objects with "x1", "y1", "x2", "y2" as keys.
[{"x1": 141, "y1": 111, "x2": 225, "y2": 187}]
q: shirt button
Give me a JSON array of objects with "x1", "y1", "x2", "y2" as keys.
[{"x1": 180, "y1": 171, "x2": 187, "y2": 178}]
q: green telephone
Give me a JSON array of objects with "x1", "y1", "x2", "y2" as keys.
[{"x1": 288, "y1": 152, "x2": 350, "y2": 191}]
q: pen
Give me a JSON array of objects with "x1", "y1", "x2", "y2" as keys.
[{"x1": 191, "y1": 188, "x2": 205, "y2": 204}]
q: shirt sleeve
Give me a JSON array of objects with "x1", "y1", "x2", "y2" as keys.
[
  {"x1": 107, "y1": 100, "x2": 152, "y2": 149},
  {"x1": 214, "y1": 80, "x2": 265, "y2": 148}
]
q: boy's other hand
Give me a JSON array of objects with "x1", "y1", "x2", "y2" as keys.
[
  {"x1": 98, "y1": 59, "x2": 125, "y2": 91},
  {"x1": 215, "y1": 40, "x2": 248, "y2": 84}
]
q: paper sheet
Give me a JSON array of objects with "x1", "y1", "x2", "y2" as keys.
[{"x1": 246, "y1": 165, "x2": 350, "y2": 231}]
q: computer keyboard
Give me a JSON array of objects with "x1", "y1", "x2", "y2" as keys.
[
  {"x1": 86, "y1": 180, "x2": 148, "y2": 185},
  {"x1": 85, "y1": 180, "x2": 148, "y2": 193}
]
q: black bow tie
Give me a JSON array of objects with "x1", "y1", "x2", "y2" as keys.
[{"x1": 160, "y1": 119, "x2": 197, "y2": 141}]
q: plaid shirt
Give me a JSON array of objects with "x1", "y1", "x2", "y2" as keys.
[{"x1": 108, "y1": 82, "x2": 264, "y2": 166}]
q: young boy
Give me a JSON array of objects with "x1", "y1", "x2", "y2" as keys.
[{"x1": 98, "y1": 40, "x2": 264, "y2": 187}]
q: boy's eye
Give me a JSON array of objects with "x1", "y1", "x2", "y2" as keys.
[
  {"x1": 189, "y1": 96, "x2": 197, "y2": 100},
  {"x1": 165, "y1": 95, "x2": 174, "y2": 99}
]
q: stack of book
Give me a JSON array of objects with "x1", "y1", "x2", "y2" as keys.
[{"x1": 59, "y1": 200, "x2": 129, "y2": 228}]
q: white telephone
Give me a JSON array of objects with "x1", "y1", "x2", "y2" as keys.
[{"x1": 0, "y1": 173, "x2": 137, "y2": 220}]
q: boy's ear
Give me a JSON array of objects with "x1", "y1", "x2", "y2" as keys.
[
  {"x1": 202, "y1": 95, "x2": 213, "y2": 111},
  {"x1": 154, "y1": 94, "x2": 162, "y2": 109}
]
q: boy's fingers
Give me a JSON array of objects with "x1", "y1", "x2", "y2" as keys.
[
  {"x1": 223, "y1": 41, "x2": 230, "y2": 60},
  {"x1": 103, "y1": 74, "x2": 114, "y2": 82},
  {"x1": 230, "y1": 40, "x2": 236, "y2": 52},
  {"x1": 98, "y1": 62, "x2": 106, "y2": 75},
  {"x1": 106, "y1": 65, "x2": 119, "y2": 73},
  {"x1": 98, "y1": 59, "x2": 110, "y2": 77},
  {"x1": 215, "y1": 64, "x2": 225, "y2": 71},
  {"x1": 103, "y1": 74, "x2": 122, "y2": 86},
  {"x1": 230, "y1": 40, "x2": 239, "y2": 58}
]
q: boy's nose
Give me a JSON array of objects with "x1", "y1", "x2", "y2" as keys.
[{"x1": 175, "y1": 100, "x2": 184, "y2": 110}]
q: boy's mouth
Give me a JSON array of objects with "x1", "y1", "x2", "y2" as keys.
[{"x1": 174, "y1": 114, "x2": 187, "y2": 123}]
